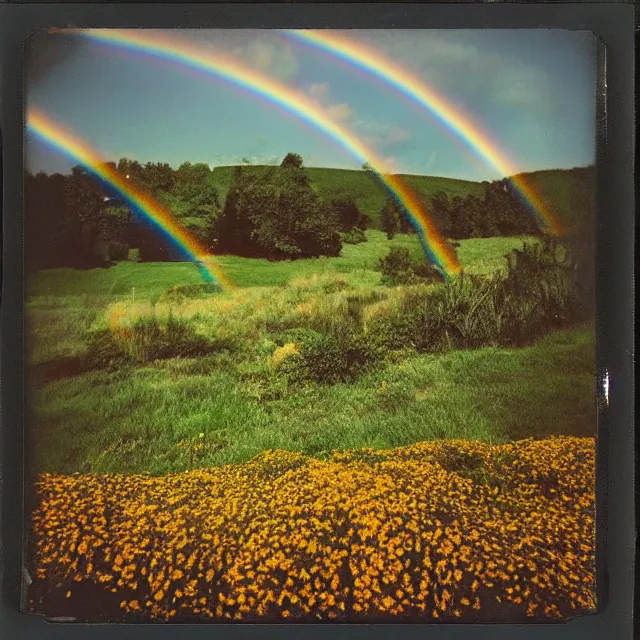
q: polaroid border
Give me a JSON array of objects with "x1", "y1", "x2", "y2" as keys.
[{"x1": 1, "y1": 2, "x2": 634, "y2": 639}]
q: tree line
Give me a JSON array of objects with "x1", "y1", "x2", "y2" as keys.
[
  {"x1": 380, "y1": 181, "x2": 540, "y2": 240},
  {"x1": 26, "y1": 151, "x2": 542, "y2": 271}
]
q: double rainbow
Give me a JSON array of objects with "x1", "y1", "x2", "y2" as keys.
[
  {"x1": 284, "y1": 29, "x2": 565, "y2": 236},
  {"x1": 71, "y1": 28, "x2": 462, "y2": 277},
  {"x1": 27, "y1": 108, "x2": 234, "y2": 290}
]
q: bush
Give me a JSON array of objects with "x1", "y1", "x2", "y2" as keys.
[
  {"x1": 85, "y1": 329, "x2": 131, "y2": 370},
  {"x1": 370, "y1": 236, "x2": 585, "y2": 353},
  {"x1": 285, "y1": 329, "x2": 383, "y2": 384},
  {"x1": 369, "y1": 275, "x2": 500, "y2": 352},
  {"x1": 106, "y1": 241, "x2": 130, "y2": 263},
  {"x1": 340, "y1": 228, "x2": 367, "y2": 245},
  {"x1": 494, "y1": 237, "x2": 581, "y2": 345},
  {"x1": 378, "y1": 247, "x2": 443, "y2": 286},
  {"x1": 119, "y1": 315, "x2": 216, "y2": 363},
  {"x1": 87, "y1": 313, "x2": 230, "y2": 368}
]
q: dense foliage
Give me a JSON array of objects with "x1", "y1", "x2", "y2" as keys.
[
  {"x1": 426, "y1": 182, "x2": 541, "y2": 239},
  {"x1": 371, "y1": 236, "x2": 589, "y2": 353},
  {"x1": 26, "y1": 155, "x2": 590, "y2": 272},
  {"x1": 378, "y1": 246, "x2": 444, "y2": 286},
  {"x1": 25, "y1": 161, "x2": 222, "y2": 269},
  {"x1": 215, "y1": 159, "x2": 343, "y2": 260}
]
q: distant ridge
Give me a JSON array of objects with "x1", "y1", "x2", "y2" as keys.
[{"x1": 209, "y1": 164, "x2": 595, "y2": 228}]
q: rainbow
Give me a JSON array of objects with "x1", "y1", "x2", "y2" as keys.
[
  {"x1": 69, "y1": 28, "x2": 461, "y2": 277},
  {"x1": 284, "y1": 29, "x2": 565, "y2": 236},
  {"x1": 27, "y1": 108, "x2": 234, "y2": 290}
]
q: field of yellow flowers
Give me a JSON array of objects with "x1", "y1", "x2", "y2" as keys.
[{"x1": 28, "y1": 436, "x2": 596, "y2": 623}]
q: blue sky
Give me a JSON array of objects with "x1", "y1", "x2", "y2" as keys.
[{"x1": 26, "y1": 29, "x2": 597, "y2": 181}]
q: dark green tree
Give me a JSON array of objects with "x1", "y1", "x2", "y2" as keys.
[
  {"x1": 25, "y1": 171, "x2": 69, "y2": 269},
  {"x1": 430, "y1": 191, "x2": 453, "y2": 237},
  {"x1": 330, "y1": 196, "x2": 369, "y2": 232},
  {"x1": 218, "y1": 157, "x2": 341, "y2": 259},
  {"x1": 63, "y1": 167, "x2": 112, "y2": 267},
  {"x1": 116, "y1": 158, "x2": 144, "y2": 185},
  {"x1": 280, "y1": 152, "x2": 304, "y2": 170},
  {"x1": 380, "y1": 198, "x2": 401, "y2": 239},
  {"x1": 141, "y1": 162, "x2": 175, "y2": 194}
]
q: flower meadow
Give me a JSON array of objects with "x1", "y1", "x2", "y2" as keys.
[{"x1": 29, "y1": 436, "x2": 596, "y2": 623}]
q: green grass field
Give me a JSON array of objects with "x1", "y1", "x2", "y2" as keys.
[
  {"x1": 29, "y1": 323, "x2": 595, "y2": 475},
  {"x1": 26, "y1": 232, "x2": 596, "y2": 476},
  {"x1": 28, "y1": 232, "x2": 525, "y2": 299}
]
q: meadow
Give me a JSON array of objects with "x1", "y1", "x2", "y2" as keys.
[
  {"x1": 26, "y1": 225, "x2": 597, "y2": 622},
  {"x1": 26, "y1": 232, "x2": 595, "y2": 476}
]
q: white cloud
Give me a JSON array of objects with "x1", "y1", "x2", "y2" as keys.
[
  {"x1": 351, "y1": 117, "x2": 412, "y2": 155},
  {"x1": 426, "y1": 151, "x2": 437, "y2": 171},
  {"x1": 304, "y1": 81, "x2": 356, "y2": 123},
  {"x1": 326, "y1": 103, "x2": 354, "y2": 121},
  {"x1": 229, "y1": 36, "x2": 299, "y2": 80},
  {"x1": 308, "y1": 81, "x2": 330, "y2": 101},
  {"x1": 493, "y1": 66, "x2": 551, "y2": 109}
]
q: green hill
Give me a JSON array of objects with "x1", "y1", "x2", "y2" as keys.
[
  {"x1": 210, "y1": 166, "x2": 484, "y2": 227},
  {"x1": 513, "y1": 167, "x2": 595, "y2": 230},
  {"x1": 210, "y1": 165, "x2": 594, "y2": 230}
]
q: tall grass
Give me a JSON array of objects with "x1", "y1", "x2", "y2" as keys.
[
  {"x1": 59, "y1": 236, "x2": 587, "y2": 386},
  {"x1": 29, "y1": 324, "x2": 596, "y2": 474},
  {"x1": 26, "y1": 234, "x2": 595, "y2": 474},
  {"x1": 369, "y1": 236, "x2": 586, "y2": 353}
]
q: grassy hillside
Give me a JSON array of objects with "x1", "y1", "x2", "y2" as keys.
[
  {"x1": 512, "y1": 166, "x2": 596, "y2": 230},
  {"x1": 29, "y1": 323, "x2": 595, "y2": 475},
  {"x1": 25, "y1": 232, "x2": 596, "y2": 475},
  {"x1": 210, "y1": 166, "x2": 485, "y2": 226},
  {"x1": 210, "y1": 164, "x2": 594, "y2": 230}
]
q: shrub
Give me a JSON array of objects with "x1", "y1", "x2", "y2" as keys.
[
  {"x1": 378, "y1": 247, "x2": 443, "y2": 286},
  {"x1": 107, "y1": 241, "x2": 130, "y2": 262},
  {"x1": 368, "y1": 277, "x2": 498, "y2": 353},
  {"x1": 119, "y1": 314, "x2": 215, "y2": 363},
  {"x1": 85, "y1": 329, "x2": 131, "y2": 370},
  {"x1": 494, "y1": 237, "x2": 581, "y2": 345},
  {"x1": 287, "y1": 329, "x2": 383, "y2": 384},
  {"x1": 341, "y1": 228, "x2": 368, "y2": 245},
  {"x1": 88, "y1": 311, "x2": 230, "y2": 368},
  {"x1": 371, "y1": 236, "x2": 586, "y2": 353}
]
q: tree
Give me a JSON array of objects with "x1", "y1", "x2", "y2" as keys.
[
  {"x1": 142, "y1": 162, "x2": 175, "y2": 194},
  {"x1": 380, "y1": 198, "x2": 401, "y2": 239},
  {"x1": 281, "y1": 152, "x2": 304, "y2": 170},
  {"x1": 430, "y1": 191, "x2": 453, "y2": 237},
  {"x1": 398, "y1": 208, "x2": 414, "y2": 234},
  {"x1": 25, "y1": 171, "x2": 69, "y2": 269},
  {"x1": 215, "y1": 165, "x2": 255, "y2": 255},
  {"x1": 330, "y1": 196, "x2": 369, "y2": 232},
  {"x1": 63, "y1": 167, "x2": 112, "y2": 267},
  {"x1": 173, "y1": 162, "x2": 220, "y2": 220},
  {"x1": 116, "y1": 158, "x2": 144, "y2": 184},
  {"x1": 483, "y1": 179, "x2": 537, "y2": 236},
  {"x1": 217, "y1": 157, "x2": 341, "y2": 259}
]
